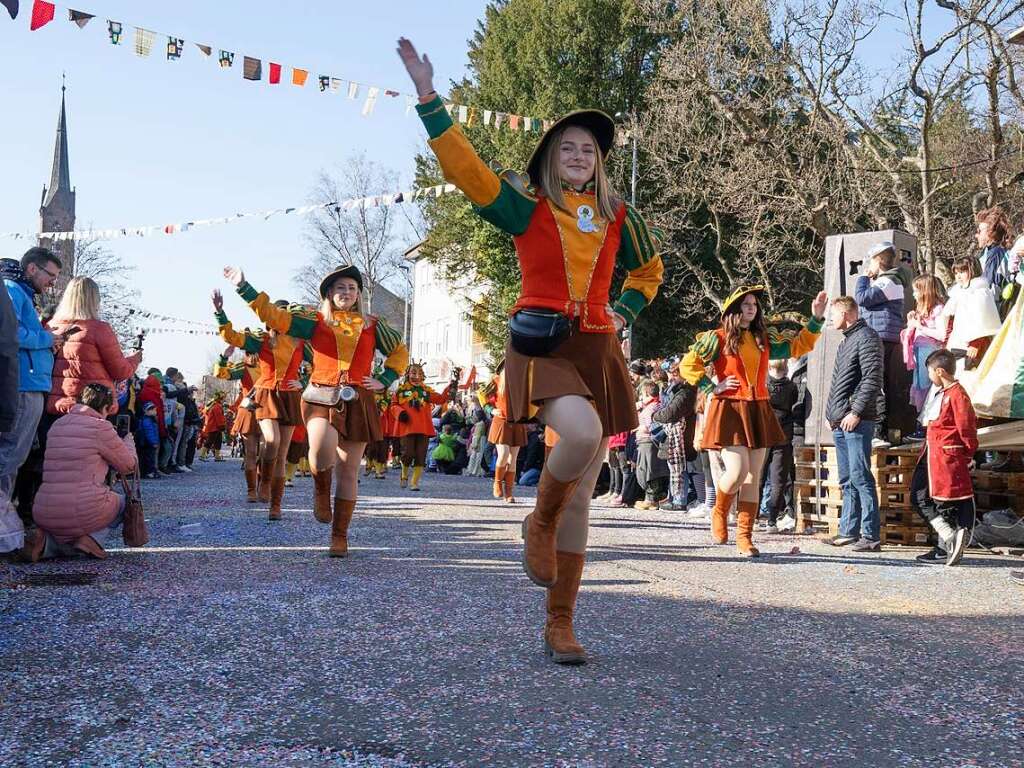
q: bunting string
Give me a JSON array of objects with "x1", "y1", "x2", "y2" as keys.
[
  {"x1": 0, "y1": 183, "x2": 460, "y2": 241},
  {"x1": 18, "y1": 0, "x2": 555, "y2": 135}
]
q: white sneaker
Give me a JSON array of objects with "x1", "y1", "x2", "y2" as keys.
[
  {"x1": 871, "y1": 438, "x2": 891, "y2": 449},
  {"x1": 776, "y1": 514, "x2": 797, "y2": 532},
  {"x1": 686, "y1": 503, "x2": 707, "y2": 519},
  {"x1": 180, "y1": 466, "x2": 193, "y2": 473}
]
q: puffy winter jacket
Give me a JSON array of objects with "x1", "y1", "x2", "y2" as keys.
[
  {"x1": 825, "y1": 319, "x2": 883, "y2": 427},
  {"x1": 47, "y1": 319, "x2": 139, "y2": 415},
  {"x1": 767, "y1": 375, "x2": 799, "y2": 439},
  {"x1": 652, "y1": 381, "x2": 698, "y2": 461},
  {"x1": 4, "y1": 276, "x2": 53, "y2": 392},
  {"x1": 138, "y1": 415, "x2": 160, "y2": 447},
  {"x1": 32, "y1": 404, "x2": 138, "y2": 543},
  {"x1": 854, "y1": 269, "x2": 906, "y2": 343},
  {"x1": 136, "y1": 375, "x2": 167, "y2": 438},
  {"x1": 0, "y1": 282, "x2": 18, "y2": 432}
]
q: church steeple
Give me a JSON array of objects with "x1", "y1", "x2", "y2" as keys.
[
  {"x1": 42, "y1": 81, "x2": 73, "y2": 209},
  {"x1": 39, "y1": 80, "x2": 76, "y2": 286}
]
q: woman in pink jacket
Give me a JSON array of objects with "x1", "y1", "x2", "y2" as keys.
[
  {"x1": 47, "y1": 276, "x2": 142, "y2": 415},
  {"x1": 31, "y1": 383, "x2": 138, "y2": 560}
]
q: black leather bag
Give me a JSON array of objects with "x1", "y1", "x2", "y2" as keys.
[{"x1": 508, "y1": 308, "x2": 571, "y2": 357}]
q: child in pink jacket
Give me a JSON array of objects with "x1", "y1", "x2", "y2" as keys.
[{"x1": 31, "y1": 383, "x2": 138, "y2": 560}]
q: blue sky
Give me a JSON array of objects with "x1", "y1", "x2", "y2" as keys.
[{"x1": 1, "y1": 0, "x2": 488, "y2": 382}]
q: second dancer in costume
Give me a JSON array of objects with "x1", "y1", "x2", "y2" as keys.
[
  {"x1": 486, "y1": 368, "x2": 527, "y2": 504},
  {"x1": 213, "y1": 346, "x2": 263, "y2": 502},
  {"x1": 222, "y1": 264, "x2": 408, "y2": 555},
  {"x1": 679, "y1": 287, "x2": 827, "y2": 556},
  {"x1": 400, "y1": 38, "x2": 663, "y2": 665}
]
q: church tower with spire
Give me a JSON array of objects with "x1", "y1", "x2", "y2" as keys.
[{"x1": 39, "y1": 82, "x2": 76, "y2": 291}]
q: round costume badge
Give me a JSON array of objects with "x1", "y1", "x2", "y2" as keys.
[{"x1": 576, "y1": 205, "x2": 598, "y2": 233}]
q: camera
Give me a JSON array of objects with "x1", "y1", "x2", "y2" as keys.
[{"x1": 339, "y1": 385, "x2": 358, "y2": 403}]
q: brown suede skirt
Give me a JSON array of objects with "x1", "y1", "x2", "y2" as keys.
[
  {"x1": 488, "y1": 415, "x2": 527, "y2": 447},
  {"x1": 504, "y1": 328, "x2": 637, "y2": 437},
  {"x1": 301, "y1": 386, "x2": 382, "y2": 444},
  {"x1": 253, "y1": 388, "x2": 303, "y2": 427},
  {"x1": 231, "y1": 406, "x2": 260, "y2": 437},
  {"x1": 701, "y1": 398, "x2": 786, "y2": 450}
]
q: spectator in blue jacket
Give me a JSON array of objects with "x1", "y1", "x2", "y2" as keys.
[
  {"x1": 137, "y1": 401, "x2": 162, "y2": 479},
  {"x1": 974, "y1": 206, "x2": 1013, "y2": 314},
  {"x1": 855, "y1": 241, "x2": 913, "y2": 445},
  {"x1": 0, "y1": 248, "x2": 63, "y2": 553}
]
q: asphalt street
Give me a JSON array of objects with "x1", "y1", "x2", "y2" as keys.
[{"x1": 2, "y1": 459, "x2": 1023, "y2": 767}]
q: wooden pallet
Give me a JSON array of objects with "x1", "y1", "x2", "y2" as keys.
[
  {"x1": 883, "y1": 526, "x2": 933, "y2": 546},
  {"x1": 974, "y1": 489, "x2": 1024, "y2": 513}
]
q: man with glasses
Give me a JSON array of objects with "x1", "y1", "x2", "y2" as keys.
[{"x1": 0, "y1": 248, "x2": 62, "y2": 553}]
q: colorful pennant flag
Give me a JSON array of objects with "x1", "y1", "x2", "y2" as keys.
[
  {"x1": 218, "y1": 50, "x2": 234, "y2": 68},
  {"x1": 166, "y1": 37, "x2": 183, "y2": 61},
  {"x1": 292, "y1": 68, "x2": 308, "y2": 87},
  {"x1": 330, "y1": 77, "x2": 342, "y2": 93},
  {"x1": 268, "y1": 62, "x2": 281, "y2": 84},
  {"x1": 196, "y1": 43, "x2": 212, "y2": 57},
  {"x1": 134, "y1": 27, "x2": 155, "y2": 57},
  {"x1": 29, "y1": 0, "x2": 53, "y2": 30},
  {"x1": 68, "y1": 9, "x2": 93, "y2": 27},
  {"x1": 347, "y1": 81, "x2": 359, "y2": 100},
  {"x1": 318, "y1": 75, "x2": 329, "y2": 92},
  {"x1": 243, "y1": 56, "x2": 261, "y2": 81},
  {"x1": 1, "y1": 0, "x2": 17, "y2": 21}
]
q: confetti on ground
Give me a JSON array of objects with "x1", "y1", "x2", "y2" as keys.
[{"x1": 2, "y1": 460, "x2": 1022, "y2": 767}]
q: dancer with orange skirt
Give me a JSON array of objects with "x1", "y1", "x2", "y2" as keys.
[
  {"x1": 679, "y1": 286, "x2": 827, "y2": 557},
  {"x1": 213, "y1": 290, "x2": 306, "y2": 521},
  {"x1": 487, "y1": 368, "x2": 527, "y2": 504},
  {"x1": 214, "y1": 345, "x2": 263, "y2": 502},
  {"x1": 222, "y1": 264, "x2": 408, "y2": 557}
]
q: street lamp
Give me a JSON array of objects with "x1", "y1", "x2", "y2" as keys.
[{"x1": 397, "y1": 263, "x2": 412, "y2": 346}]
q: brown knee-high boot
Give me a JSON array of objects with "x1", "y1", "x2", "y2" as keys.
[
  {"x1": 268, "y1": 475, "x2": 285, "y2": 521},
  {"x1": 522, "y1": 468, "x2": 581, "y2": 587},
  {"x1": 330, "y1": 498, "x2": 356, "y2": 557},
  {"x1": 545, "y1": 551, "x2": 587, "y2": 665},
  {"x1": 493, "y1": 468, "x2": 505, "y2": 498},
  {"x1": 503, "y1": 471, "x2": 516, "y2": 503},
  {"x1": 735, "y1": 500, "x2": 760, "y2": 557},
  {"x1": 312, "y1": 470, "x2": 333, "y2": 523},
  {"x1": 257, "y1": 457, "x2": 274, "y2": 502},
  {"x1": 711, "y1": 488, "x2": 736, "y2": 544},
  {"x1": 244, "y1": 467, "x2": 259, "y2": 502}
]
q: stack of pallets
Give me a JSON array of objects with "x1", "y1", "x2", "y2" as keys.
[
  {"x1": 970, "y1": 470, "x2": 1024, "y2": 517},
  {"x1": 794, "y1": 443, "x2": 931, "y2": 545}
]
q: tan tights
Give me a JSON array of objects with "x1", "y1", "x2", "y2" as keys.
[
  {"x1": 718, "y1": 446, "x2": 768, "y2": 503},
  {"x1": 306, "y1": 416, "x2": 365, "y2": 499},
  {"x1": 495, "y1": 444, "x2": 520, "y2": 474},
  {"x1": 258, "y1": 420, "x2": 295, "y2": 480},
  {"x1": 538, "y1": 395, "x2": 607, "y2": 555},
  {"x1": 242, "y1": 433, "x2": 260, "y2": 471}
]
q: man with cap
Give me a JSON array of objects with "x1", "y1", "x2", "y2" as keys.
[{"x1": 854, "y1": 240, "x2": 913, "y2": 445}]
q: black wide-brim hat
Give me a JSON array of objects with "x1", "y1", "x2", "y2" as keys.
[
  {"x1": 525, "y1": 109, "x2": 616, "y2": 186},
  {"x1": 319, "y1": 264, "x2": 364, "y2": 298}
]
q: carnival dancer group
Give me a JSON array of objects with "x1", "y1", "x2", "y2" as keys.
[{"x1": 4, "y1": 34, "x2": 1022, "y2": 667}]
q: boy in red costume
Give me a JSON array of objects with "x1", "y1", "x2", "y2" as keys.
[{"x1": 910, "y1": 349, "x2": 978, "y2": 566}]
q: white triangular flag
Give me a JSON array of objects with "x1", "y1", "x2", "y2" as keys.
[
  {"x1": 347, "y1": 81, "x2": 359, "y2": 99},
  {"x1": 483, "y1": 110, "x2": 492, "y2": 126},
  {"x1": 457, "y1": 105, "x2": 469, "y2": 123},
  {"x1": 406, "y1": 96, "x2": 415, "y2": 116}
]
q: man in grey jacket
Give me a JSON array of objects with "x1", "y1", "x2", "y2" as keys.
[{"x1": 824, "y1": 296, "x2": 884, "y2": 552}]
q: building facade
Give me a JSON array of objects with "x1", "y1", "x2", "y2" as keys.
[{"x1": 406, "y1": 243, "x2": 490, "y2": 388}]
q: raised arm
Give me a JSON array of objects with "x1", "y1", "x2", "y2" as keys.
[
  {"x1": 679, "y1": 331, "x2": 721, "y2": 394},
  {"x1": 768, "y1": 292, "x2": 828, "y2": 360},
  {"x1": 212, "y1": 289, "x2": 263, "y2": 353},
  {"x1": 223, "y1": 266, "x2": 318, "y2": 340},
  {"x1": 398, "y1": 38, "x2": 538, "y2": 236}
]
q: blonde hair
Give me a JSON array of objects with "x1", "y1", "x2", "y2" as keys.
[
  {"x1": 319, "y1": 283, "x2": 364, "y2": 320},
  {"x1": 51, "y1": 276, "x2": 101, "y2": 323},
  {"x1": 540, "y1": 126, "x2": 620, "y2": 221}
]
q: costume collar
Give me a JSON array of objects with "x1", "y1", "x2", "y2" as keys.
[{"x1": 560, "y1": 180, "x2": 596, "y2": 195}]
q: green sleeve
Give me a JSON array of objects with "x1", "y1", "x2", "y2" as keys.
[
  {"x1": 475, "y1": 175, "x2": 539, "y2": 237},
  {"x1": 612, "y1": 204, "x2": 663, "y2": 325}
]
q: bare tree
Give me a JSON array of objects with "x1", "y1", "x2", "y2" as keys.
[{"x1": 295, "y1": 154, "x2": 410, "y2": 310}]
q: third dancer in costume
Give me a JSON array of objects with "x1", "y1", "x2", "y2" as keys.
[
  {"x1": 399, "y1": 38, "x2": 663, "y2": 665},
  {"x1": 222, "y1": 265, "x2": 408, "y2": 556},
  {"x1": 679, "y1": 287, "x2": 827, "y2": 556},
  {"x1": 214, "y1": 345, "x2": 263, "y2": 502},
  {"x1": 213, "y1": 290, "x2": 305, "y2": 521}
]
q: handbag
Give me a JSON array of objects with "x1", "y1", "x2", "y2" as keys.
[
  {"x1": 120, "y1": 472, "x2": 148, "y2": 548},
  {"x1": 508, "y1": 308, "x2": 571, "y2": 357},
  {"x1": 301, "y1": 381, "x2": 359, "y2": 408}
]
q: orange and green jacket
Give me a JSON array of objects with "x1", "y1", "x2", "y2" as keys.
[
  {"x1": 394, "y1": 383, "x2": 451, "y2": 437},
  {"x1": 215, "y1": 309, "x2": 309, "y2": 392},
  {"x1": 417, "y1": 95, "x2": 663, "y2": 330},
  {"x1": 213, "y1": 355, "x2": 259, "y2": 391},
  {"x1": 234, "y1": 282, "x2": 408, "y2": 389},
  {"x1": 679, "y1": 320, "x2": 823, "y2": 401}
]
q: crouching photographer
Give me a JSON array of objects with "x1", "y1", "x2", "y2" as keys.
[{"x1": 22, "y1": 383, "x2": 139, "y2": 561}]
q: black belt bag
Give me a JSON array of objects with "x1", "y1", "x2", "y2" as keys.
[{"x1": 508, "y1": 308, "x2": 571, "y2": 357}]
